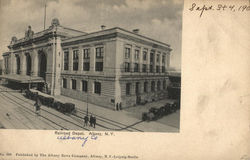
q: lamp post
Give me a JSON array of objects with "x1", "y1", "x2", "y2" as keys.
[{"x1": 86, "y1": 75, "x2": 89, "y2": 116}]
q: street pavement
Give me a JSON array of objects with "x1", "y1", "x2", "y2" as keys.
[{"x1": 0, "y1": 86, "x2": 180, "y2": 132}]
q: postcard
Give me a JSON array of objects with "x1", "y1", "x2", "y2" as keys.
[{"x1": 0, "y1": 0, "x2": 249, "y2": 159}]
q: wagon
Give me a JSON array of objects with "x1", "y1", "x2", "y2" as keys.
[{"x1": 63, "y1": 103, "x2": 75, "y2": 114}]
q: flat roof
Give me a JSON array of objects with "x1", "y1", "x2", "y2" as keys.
[
  {"x1": 62, "y1": 27, "x2": 171, "y2": 49},
  {"x1": 0, "y1": 74, "x2": 45, "y2": 83}
]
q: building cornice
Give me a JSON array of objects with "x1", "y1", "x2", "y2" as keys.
[{"x1": 62, "y1": 28, "x2": 172, "y2": 51}]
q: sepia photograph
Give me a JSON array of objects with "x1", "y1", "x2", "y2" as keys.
[
  {"x1": 0, "y1": 0, "x2": 182, "y2": 132},
  {"x1": 0, "y1": 0, "x2": 249, "y2": 159}
]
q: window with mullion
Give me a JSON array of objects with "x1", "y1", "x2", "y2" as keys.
[
  {"x1": 134, "y1": 49, "x2": 139, "y2": 60},
  {"x1": 94, "y1": 82, "x2": 101, "y2": 94},
  {"x1": 82, "y1": 80, "x2": 88, "y2": 92},
  {"x1": 72, "y1": 79, "x2": 77, "y2": 90},
  {"x1": 95, "y1": 62, "x2": 103, "y2": 71},
  {"x1": 134, "y1": 63, "x2": 139, "y2": 72},
  {"x1": 151, "y1": 81, "x2": 155, "y2": 92},
  {"x1": 126, "y1": 83, "x2": 131, "y2": 95},
  {"x1": 125, "y1": 47, "x2": 130, "y2": 59},
  {"x1": 73, "y1": 50, "x2": 79, "y2": 71},
  {"x1": 144, "y1": 82, "x2": 148, "y2": 92},
  {"x1": 64, "y1": 51, "x2": 69, "y2": 70},
  {"x1": 96, "y1": 47, "x2": 104, "y2": 59},
  {"x1": 83, "y1": 48, "x2": 90, "y2": 59},
  {"x1": 142, "y1": 64, "x2": 147, "y2": 72},
  {"x1": 83, "y1": 62, "x2": 90, "y2": 71},
  {"x1": 125, "y1": 62, "x2": 130, "y2": 72},
  {"x1": 143, "y1": 51, "x2": 147, "y2": 61},
  {"x1": 157, "y1": 81, "x2": 161, "y2": 90}
]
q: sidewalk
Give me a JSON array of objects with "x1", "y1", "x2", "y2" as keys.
[{"x1": 54, "y1": 94, "x2": 180, "y2": 132}]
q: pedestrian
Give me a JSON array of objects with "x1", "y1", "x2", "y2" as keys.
[
  {"x1": 93, "y1": 116, "x2": 96, "y2": 128},
  {"x1": 119, "y1": 102, "x2": 122, "y2": 110},
  {"x1": 34, "y1": 96, "x2": 41, "y2": 116},
  {"x1": 116, "y1": 103, "x2": 119, "y2": 111},
  {"x1": 84, "y1": 115, "x2": 89, "y2": 127},
  {"x1": 89, "y1": 115, "x2": 93, "y2": 127}
]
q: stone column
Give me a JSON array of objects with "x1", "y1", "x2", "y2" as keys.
[
  {"x1": 147, "y1": 50, "x2": 150, "y2": 72},
  {"x1": 90, "y1": 46, "x2": 95, "y2": 72},
  {"x1": 69, "y1": 48, "x2": 73, "y2": 71},
  {"x1": 139, "y1": 48, "x2": 143, "y2": 72},
  {"x1": 140, "y1": 81, "x2": 144, "y2": 94},
  {"x1": 79, "y1": 46, "x2": 83, "y2": 72},
  {"x1": 2, "y1": 57, "x2": 5, "y2": 75},
  {"x1": 159, "y1": 52, "x2": 162, "y2": 73},
  {"x1": 153, "y1": 51, "x2": 156, "y2": 73},
  {"x1": 11, "y1": 53, "x2": 17, "y2": 74},
  {"x1": 31, "y1": 50, "x2": 39, "y2": 76},
  {"x1": 20, "y1": 52, "x2": 27, "y2": 75},
  {"x1": 130, "y1": 45, "x2": 134, "y2": 72},
  {"x1": 166, "y1": 53, "x2": 170, "y2": 70}
]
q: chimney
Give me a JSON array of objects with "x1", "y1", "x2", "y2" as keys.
[
  {"x1": 101, "y1": 25, "x2": 106, "y2": 30},
  {"x1": 133, "y1": 29, "x2": 139, "y2": 34}
]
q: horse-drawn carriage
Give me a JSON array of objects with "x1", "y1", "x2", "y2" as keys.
[
  {"x1": 142, "y1": 100, "x2": 180, "y2": 121},
  {"x1": 24, "y1": 89, "x2": 75, "y2": 114}
]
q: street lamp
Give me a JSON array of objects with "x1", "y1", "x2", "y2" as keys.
[{"x1": 86, "y1": 75, "x2": 89, "y2": 116}]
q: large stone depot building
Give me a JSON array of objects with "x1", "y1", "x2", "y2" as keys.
[{"x1": 1, "y1": 18, "x2": 172, "y2": 109}]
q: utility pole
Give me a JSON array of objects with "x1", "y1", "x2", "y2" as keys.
[{"x1": 44, "y1": 0, "x2": 47, "y2": 30}]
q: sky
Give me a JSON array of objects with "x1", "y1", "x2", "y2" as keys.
[{"x1": 0, "y1": 0, "x2": 183, "y2": 70}]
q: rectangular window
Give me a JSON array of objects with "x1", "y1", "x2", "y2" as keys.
[
  {"x1": 134, "y1": 49, "x2": 139, "y2": 60},
  {"x1": 143, "y1": 51, "x2": 147, "y2": 61},
  {"x1": 150, "y1": 52, "x2": 154, "y2": 63},
  {"x1": 144, "y1": 82, "x2": 148, "y2": 92},
  {"x1": 82, "y1": 80, "x2": 88, "y2": 92},
  {"x1": 83, "y1": 62, "x2": 90, "y2": 71},
  {"x1": 162, "y1": 66, "x2": 165, "y2": 73},
  {"x1": 126, "y1": 83, "x2": 131, "y2": 95},
  {"x1": 162, "y1": 55, "x2": 165, "y2": 64},
  {"x1": 83, "y1": 48, "x2": 90, "y2": 59},
  {"x1": 64, "y1": 51, "x2": 69, "y2": 70},
  {"x1": 96, "y1": 47, "x2": 104, "y2": 58},
  {"x1": 134, "y1": 63, "x2": 139, "y2": 72},
  {"x1": 135, "y1": 82, "x2": 140, "y2": 94},
  {"x1": 72, "y1": 79, "x2": 77, "y2": 90},
  {"x1": 156, "y1": 65, "x2": 160, "y2": 73},
  {"x1": 156, "y1": 54, "x2": 160, "y2": 62},
  {"x1": 63, "y1": 78, "x2": 67, "y2": 88},
  {"x1": 73, "y1": 50, "x2": 79, "y2": 71},
  {"x1": 150, "y1": 65, "x2": 153, "y2": 73},
  {"x1": 95, "y1": 62, "x2": 103, "y2": 71},
  {"x1": 151, "y1": 81, "x2": 155, "y2": 92},
  {"x1": 94, "y1": 82, "x2": 101, "y2": 94},
  {"x1": 125, "y1": 47, "x2": 130, "y2": 59},
  {"x1": 157, "y1": 81, "x2": 161, "y2": 90},
  {"x1": 125, "y1": 62, "x2": 130, "y2": 72},
  {"x1": 142, "y1": 64, "x2": 147, "y2": 72}
]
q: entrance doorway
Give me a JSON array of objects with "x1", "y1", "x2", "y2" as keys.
[
  {"x1": 39, "y1": 51, "x2": 47, "y2": 79},
  {"x1": 16, "y1": 55, "x2": 20, "y2": 74},
  {"x1": 26, "y1": 53, "x2": 31, "y2": 75}
]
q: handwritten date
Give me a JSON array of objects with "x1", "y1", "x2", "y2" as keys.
[{"x1": 189, "y1": 3, "x2": 250, "y2": 18}]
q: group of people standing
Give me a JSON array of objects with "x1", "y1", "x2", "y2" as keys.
[
  {"x1": 84, "y1": 115, "x2": 96, "y2": 128},
  {"x1": 116, "y1": 102, "x2": 122, "y2": 111}
]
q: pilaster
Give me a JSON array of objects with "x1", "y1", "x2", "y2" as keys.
[
  {"x1": 79, "y1": 46, "x2": 83, "y2": 72},
  {"x1": 31, "y1": 50, "x2": 39, "y2": 76},
  {"x1": 20, "y1": 52, "x2": 27, "y2": 75}
]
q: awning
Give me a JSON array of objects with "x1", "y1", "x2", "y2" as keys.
[{"x1": 0, "y1": 74, "x2": 45, "y2": 83}]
